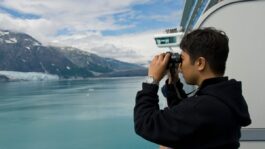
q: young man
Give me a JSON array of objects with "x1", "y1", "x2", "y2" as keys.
[{"x1": 134, "y1": 27, "x2": 251, "y2": 149}]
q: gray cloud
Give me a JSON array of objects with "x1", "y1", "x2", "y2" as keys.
[{"x1": 90, "y1": 43, "x2": 144, "y2": 62}]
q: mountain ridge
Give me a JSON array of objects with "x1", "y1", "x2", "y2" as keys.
[{"x1": 0, "y1": 29, "x2": 147, "y2": 80}]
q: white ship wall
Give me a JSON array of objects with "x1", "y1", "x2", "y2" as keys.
[{"x1": 194, "y1": 0, "x2": 265, "y2": 148}]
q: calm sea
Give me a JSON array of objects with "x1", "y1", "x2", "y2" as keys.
[{"x1": 0, "y1": 77, "x2": 162, "y2": 149}]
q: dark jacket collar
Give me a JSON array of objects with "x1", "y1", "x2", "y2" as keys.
[{"x1": 199, "y1": 76, "x2": 228, "y2": 91}]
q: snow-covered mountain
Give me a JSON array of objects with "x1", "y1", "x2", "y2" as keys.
[{"x1": 0, "y1": 29, "x2": 147, "y2": 80}]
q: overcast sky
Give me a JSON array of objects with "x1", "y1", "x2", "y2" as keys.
[{"x1": 0, "y1": 0, "x2": 184, "y2": 64}]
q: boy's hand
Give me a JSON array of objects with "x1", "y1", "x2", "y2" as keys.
[{"x1": 148, "y1": 53, "x2": 171, "y2": 82}]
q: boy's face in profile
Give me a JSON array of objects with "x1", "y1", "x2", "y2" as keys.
[{"x1": 179, "y1": 50, "x2": 198, "y2": 85}]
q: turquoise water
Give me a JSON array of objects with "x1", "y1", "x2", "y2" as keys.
[{"x1": 0, "y1": 77, "x2": 158, "y2": 149}]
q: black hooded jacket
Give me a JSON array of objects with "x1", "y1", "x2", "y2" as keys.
[{"x1": 134, "y1": 77, "x2": 251, "y2": 149}]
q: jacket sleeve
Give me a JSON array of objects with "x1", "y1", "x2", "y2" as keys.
[
  {"x1": 162, "y1": 79, "x2": 187, "y2": 108},
  {"x1": 134, "y1": 83, "x2": 200, "y2": 148}
]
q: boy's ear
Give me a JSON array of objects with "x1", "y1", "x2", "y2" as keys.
[{"x1": 196, "y1": 57, "x2": 206, "y2": 71}]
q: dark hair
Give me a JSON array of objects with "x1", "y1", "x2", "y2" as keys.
[{"x1": 180, "y1": 27, "x2": 229, "y2": 75}]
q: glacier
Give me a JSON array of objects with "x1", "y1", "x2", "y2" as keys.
[{"x1": 0, "y1": 71, "x2": 59, "y2": 81}]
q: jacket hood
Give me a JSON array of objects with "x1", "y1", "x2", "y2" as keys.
[{"x1": 198, "y1": 77, "x2": 251, "y2": 127}]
